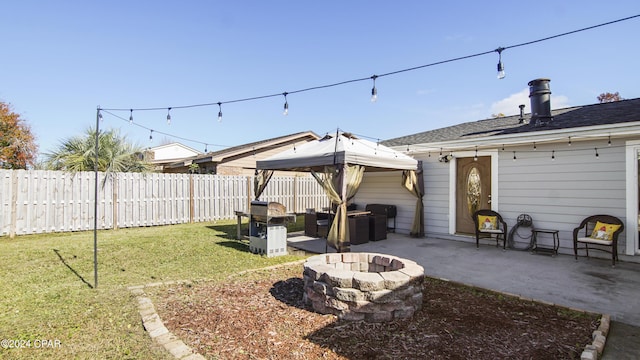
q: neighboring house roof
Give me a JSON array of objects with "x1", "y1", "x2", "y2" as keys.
[
  {"x1": 193, "y1": 131, "x2": 320, "y2": 165},
  {"x1": 149, "y1": 142, "x2": 202, "y2": 162},
  {"x1": 383, "y1": 98, "x2": 640, "y2": 148},
  {"x1": 160, "y1": 130, "x2": 321, "y2": 171}
]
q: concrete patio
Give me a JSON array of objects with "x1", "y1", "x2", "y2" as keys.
[{"x1": 287, "y1": 232, "x2": 640, "y2": 359}]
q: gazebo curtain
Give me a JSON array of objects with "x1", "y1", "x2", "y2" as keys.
[
  {"x1": 312, "y1": 164, "x2": 365, "y2": 252},
  {"x1": 402, "y1": 162, "x2": 424, "y2": 237},
  {"x1": 254, "y1": 169, "x2": 274, "y2": 200}
]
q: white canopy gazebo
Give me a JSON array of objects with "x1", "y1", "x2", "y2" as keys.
[{"x1": 255, "y1": 131, "x2": 424, "y2": 252}]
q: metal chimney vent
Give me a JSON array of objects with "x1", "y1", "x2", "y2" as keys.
[{"x1": 528, "y1": 78, "x2": 553, "y2": 126}]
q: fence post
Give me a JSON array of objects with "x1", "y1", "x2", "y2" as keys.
[
  {"x1": 293, "y1": 176, "x2": 298, "y2": 213},
  {"x1": 189, "y1": 174, "x2": 195, "y2": 223},
  {"x1": 246, "y1": 176, "x2": 252, "y2": 209},
  {"x1": 9, "y1": 171, "x2": 18, "y2": 238},
  {"x1": 112, "y1": 174, "x2": 119, "y2": 230}
]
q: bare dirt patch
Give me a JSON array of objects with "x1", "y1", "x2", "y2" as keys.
[{"x1": 154, "y1": 264, "x2": 599, "y2": 359}]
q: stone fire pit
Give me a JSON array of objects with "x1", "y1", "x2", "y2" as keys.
[{"x1": 302, "y1": 252, "x2": 425, "y2": 322}]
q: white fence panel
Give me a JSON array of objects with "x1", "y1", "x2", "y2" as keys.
[{"x1": 0, "y1": 170, "x2": 327, "y2": 237}]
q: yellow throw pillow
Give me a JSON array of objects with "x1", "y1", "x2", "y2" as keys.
[
  {"x1": 478, "y1": 215, "x2": 498, "y2": 231},
  {"x1": 590, "y1": 221, "x2": 621, "y2": 241}
]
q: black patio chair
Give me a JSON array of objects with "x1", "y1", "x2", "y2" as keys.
[
  {"x1": 473, "y1": 209, "x2": 508, "y2": 250},
  {"x1": 573, "y1": 214, "x2": 624, "y2": 267}
]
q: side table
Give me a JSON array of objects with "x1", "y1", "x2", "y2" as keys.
[{"x1": 531, "y1": 228, "x2": 559, "y2": 256}]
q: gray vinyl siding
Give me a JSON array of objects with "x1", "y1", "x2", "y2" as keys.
[
  {"x1": 352, "y1": 171, "x2": 416, "y2": 235},
  {"x1": 403, "y1": 140, "x2": 627, "y2": 255},
  {"x1": 497, "y1": 141, "x2": 626, "y2": 253},
  {"x1": 421, "y1": 156, "x2": 451, "y2": 237}
]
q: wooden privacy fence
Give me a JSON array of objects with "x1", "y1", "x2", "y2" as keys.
[{"x1": 0, "y1": 170, "x2": 329, "y2": 237}]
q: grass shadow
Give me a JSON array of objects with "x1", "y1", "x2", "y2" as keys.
[
  {"x1": 53, "y1": 249, "x2": 94, "y2": 289},
  {"x1": 206, "y1": 223, "x2": 240, "y2": 240},
  {"x1": 215, "y1": 240, "x2": 251, "y2": 253}
]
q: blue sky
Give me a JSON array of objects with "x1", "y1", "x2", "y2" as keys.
[{"x1": 2, "y1": 1, "x2": 639, "y2": 157}]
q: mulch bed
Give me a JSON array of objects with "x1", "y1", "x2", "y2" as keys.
[{"x1": 154, "y1": 264, "x2": 599, "y2": 359}]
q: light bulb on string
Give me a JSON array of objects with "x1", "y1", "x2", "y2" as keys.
[
  {"x1": 217, "y1": 102, "x2": 223, "y2": 122},
  {"x1": 282, "y1": 92, "x2": 289, "y2": 116},
  {"x1": 204, "y1": 145, "x2": 208, "y2": 153},
  {"x1": 370, "y1": 75, "x2": 378, "y2": 102},
  {"x1": 513, "y1": 151, "x2": 517, "y2": 161},
  {"x1": 474, "y1": 146, "x2": 478, "y2": 161},
  {"x1": 595, "y1": 147, "x2": 599, "y2": 159},
  {"x1": 496, "y1": 47, "x2": 505, "y2": 79},
  {"x1": 551, "y1": 150, "x2": 555, "y2": 161},
  {"x1": 533, "y1": 142, "x2": 537, "y2": 151},
  {"x1": 608, "y1": 135, "x2": 612, "y2": 146},
  {"x1": 568, "y1": 136, "x2": 572, "y2": 146},
  {"x1": 166, "y1": 108, "x2": 172, "y2": 125},
  {"x1": 129, "y1": 109, "x2": 133, "y2": 125},
  {"x1": 149, "y1": 130, "x2": 154, "y2": 142}
]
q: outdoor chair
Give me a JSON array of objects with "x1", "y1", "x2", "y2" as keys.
[
  {"x1": 573, "y1": 214, "x2": 624, "y2": 266},
  {"x1": 473, "y1": 209, "x2": 507, "y2": 249}
]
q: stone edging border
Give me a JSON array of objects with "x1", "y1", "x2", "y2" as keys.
[
  {"x1": 128, "y1": 260, "x2": 609, "y2": 360},
  {"x1": 127, "y1": 260, "x2": 306, "y2": 360}
]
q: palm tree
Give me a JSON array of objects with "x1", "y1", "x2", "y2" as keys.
[{"x1": 44, "y1": 127, "x2": 152, "y2": 173}]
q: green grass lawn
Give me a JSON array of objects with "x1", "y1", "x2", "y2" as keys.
[{"x1": 0, "y1": 218, "x2": 306, "y2": 359}]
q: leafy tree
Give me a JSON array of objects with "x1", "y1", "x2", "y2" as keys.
[
  {"x1": 44, "y1": 127, "x2": 152, "y2": 173},
  {"x1": 0, "y1": 101, "x2": 38, "y2": 169},
  {"x1": 597, "y1": 92, "x2": 622, "y2": 103}
]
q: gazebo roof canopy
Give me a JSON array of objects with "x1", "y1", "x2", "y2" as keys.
[{"x1": 256, "y1": 132, "x2": 418, "y2": 172}]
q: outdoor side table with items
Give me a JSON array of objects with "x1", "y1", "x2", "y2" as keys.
[{"x1": 530, "y1": 228, "x2": 560, "y2": 256}]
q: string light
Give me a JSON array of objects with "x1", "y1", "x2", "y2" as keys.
[
  {"x1": 166, "y1": 108, "x2": 171, "y2": 125},
  {"x1": 204, "y1": 145, "x2": 208, "y2": 152},
  {"x1": 129, "y1": 109, "x2": 134, "y2": 125},
  {"x1": 149, "y1": 130, "x2": 154, "y2": 142},
  {"x1": 282, "y1": 92, "x2": 289, "y2": 116},
  {"x1": 551, "y1": 150, "x2": 555, "y2": 161},
  {"x1": 217, "y1": 102, "x2": 223, "y2": 122},
  {"x1": 94, "y1": 15, "x2": 640, "y2": 151},
  {"x1": 568, "y1": 136, "x2": 572, "y2": 146},
  {"x1": 501, "y1": 144, "x2": 505, "y2": 151},
  {"x1": 513, "y1": 151, "x2": 517, "y2": 161},
  {"x1": 100, "y1": 16, "x2": 638, "y2": 120},
  {"x1": 496, "y1": 47, "x2": 505, "y2": 79},
  {"x1": 370, "y1": 75, "x2": 378, "y2": 102},
  {"x1": 439, "y1": 148, "x2": 443, "y2": 156},
  {"x1": 595, "y1": 147, "x2": 599, "y2": 159},
  {"x1": 608, "y1": 135, "x2": 612, "y2": 146},
  {"x1": 533, "y1": 142, "x2": 537, "y2": 151},
  {"x1": 474, "y1": 146, "x2": 478, "y2": 161}
]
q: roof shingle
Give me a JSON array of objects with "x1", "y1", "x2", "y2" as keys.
[{"x1": 382, "y1": 98, "x2": 640, "y2": 146}]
